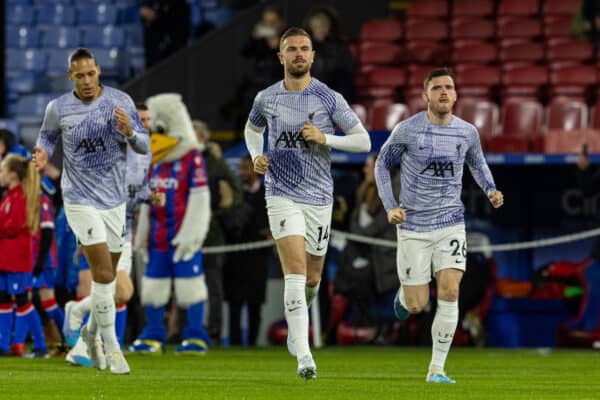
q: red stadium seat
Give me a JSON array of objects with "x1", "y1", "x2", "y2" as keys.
[
  {"x1": 501, "y1": 64, "x2": 548, "y2": 99},
  {"x1": 451, "y1": 18, "x2": 495, "y2": 40},
  {"x1": 357, "y1": 86, "x2": 395, "y2": 101},
  {"x1": 455, "y1": 99, "x2": 499, "y2": 146},
  {"x1": 549, "y1": 65, "x2": 598, "y2": 98},
  {"x1": 497, "y1": 17, "x2": 542, "y2": 38},
  {"x1": 543, "y1": 16, "x2": 576, "y2": 37},
  {"x1": 350, "y1": 104, "x2": 368, "y2": 128},
  {"x1": 453, "y1": 0, "x2": 494, "y2": 17},
  {"x1": 404, "y1": 65, "x2": 436, "y2": 99},
  {"x1": 547, "y1": 99, "x2": 588, "y2": 130},
  {"x1": 406, "y1": 96, "x2": 427, "y2": 115},
  {"x1": 546, "y1": 39, "x2": 594, "y2": 61},
  {"x1": 498, "y1": 0, "x2": 540, "y2": 16},
  {"x1": 488, "y1": 99, "x2": 544, "y2": 152},
  {"x1": 366, "y1": 67, "x2": 406, "y2": 87},
  {"x1": 543, "y1": 0, "x2": 582, "y2": 16},
  {"x1": 452, "y1": 41, "x2": 497, "y2": 64},
  {"x1": 359, "y1": 41, "x2": 404, "y2": 65},
  {"x1": 455, "y1": 65, "x2": 501, "y2": 99},
  {"x1": 360, "y1": 19, "x2": 403, "y2": 41},
  {"x1": 406, "y1": 39, "x2": 449, "y2": 64},
  {"x1": 369, "y1": 102, "x2": 410, "y2": 130},
  {"x1": 405, "y1": 19, "x2": 448, "y2": 40},
  {"x1": 499, "y1": 41, "x2": 544, "y2": 63},
  {"x1": 544, "y1": 129, "x2": 590, "y2": 154},
  {"x1": 593, "y1": 104, "x2": 600, "y2": 129},
  {"x1": 406, "y1": 0, "x2": 448, "y2": 18}
]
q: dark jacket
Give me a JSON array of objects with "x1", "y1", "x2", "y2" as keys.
[
  {"x1": 202, "y1": 149, "x2": 243, "y2": 246},
  {"x1": 223, "y1": 182, "x2": 270, "y2": 304}
]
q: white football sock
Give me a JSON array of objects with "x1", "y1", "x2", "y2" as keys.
[
  {"x1": 430, "y1": 299, "x2": 459, "y2": 373},
  {"x1": 284, "y1": 274, "x2": 310, "y2": 360},
  {"x1": 90, "y1": 280, "x2": 119, "y2": 353}
]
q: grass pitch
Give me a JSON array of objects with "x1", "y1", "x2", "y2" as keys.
[{"x1": 1, "y1": 347, "x2": 598, "y2": 400}]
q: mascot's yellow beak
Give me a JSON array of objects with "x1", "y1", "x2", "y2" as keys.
[{"x1": 150, "y1": 133, "x2": 179, "y2": 164}]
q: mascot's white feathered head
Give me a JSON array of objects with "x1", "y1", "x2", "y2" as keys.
[{"x1": 146, "y1": 93, "x2": 202, "y2": 164}]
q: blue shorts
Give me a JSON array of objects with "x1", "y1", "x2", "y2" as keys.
[
  {"x1": 31, "y1": 268, "x2": 56, "y2": 290},
  {"x1": 145, "y1": 248, "x2": 204, "y2": 279},
  {"x1": 0, "y1": 272, "x2": 32, "y2": 295}
]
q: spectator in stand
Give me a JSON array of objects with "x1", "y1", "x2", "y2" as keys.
[
  {"x1": 223, "y1": 156, "x2": 270, "y2": 346},
  {"x1": 223, "y1": 6, "x2": 286, "y2": 132},
  {"x1": 333, "y1": 155, "x2": 398, "y2": 339},
  {"x1": 140, "y1": 0, "x2": 190, "y2": 67},
  {"x1": 192, "y1": 120, "x2": 242, "y2": 343},
  {"x1": 583, "y1": 0, "x2": 600, "y2": 46},
  {"x1": 303, "y1": 6, "x2": 355, "y2": 102}
]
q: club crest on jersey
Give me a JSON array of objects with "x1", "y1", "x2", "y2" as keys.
[
  {"x1": 420, "y1": 159, "x2": 455, "y2": 177},
  {"x1": 174, "y1": 161, "x2": 182, "y2": 172},
  {"x1": 75, "y1": 138, "x2": 106, "y2": 154},
  {"x1": 275, "y1": 131, "x2": 308, "y2": 149}
]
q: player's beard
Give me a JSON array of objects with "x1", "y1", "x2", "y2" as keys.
[{"x1": 288, "y1": 61, "x2": 310, "y2": 78}]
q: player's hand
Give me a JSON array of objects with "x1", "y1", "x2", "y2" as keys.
[
  {"x1": 488, "y1": 190, "x2": 504, "y2": 209},
  {"x1": 387, "y1": 207, "x2": 406, "y2": 224},
  {"x1": 114, "y1": 108, "x2": 133, "y2": 137},
  {"x1": 150, "y1": 191, "x2": 166, "y2": 207},
  {"x1": 32, "y1": 146, "x2": 48, "y2": 171},
  {"x1": 301, "y1": 121, "x2": 326, "y2": 144},
  {"x1": 253, "y1": 155, "x2": 269, "y2": 175}
]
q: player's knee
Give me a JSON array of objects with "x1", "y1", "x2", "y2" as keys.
[
  {"x1": 174, "y1": 276, "x2": 207, "y2": 308},
  {"x1": 405, "y1": 297, "x2": 427, "y2": 314},
  {"x1": 438, "y1": 286, "x2": 459, "y2": 302},
  {"x1": 141, "y1": 277, "x2": 171, "y2": 307},
  {"x1": 95, "y1": 268, "x2": 116, "y2": 284},
  {"x1": 306, "y1": 276, "x2": 320, "y2": 288}
]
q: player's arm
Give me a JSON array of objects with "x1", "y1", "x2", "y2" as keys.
[
  {"x1": 244, "y1": 92, "x2": 269, "y2": 174},
  {"x1": 33, "y1": 101, "x2": 61, "y2": 171},
  {"x1": 465, "y1": 126, "x2": 503, "y2": 209},
  {"x1": 375, "y1": 123, "x2": 407, "y2": 224},
  {"x1": 115, "y1": 97, "x2": 150, "y2": 154},
  {"x1": 306, "y1": 92, "x2": 370, "y2": 153}
]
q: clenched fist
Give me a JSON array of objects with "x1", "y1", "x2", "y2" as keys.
[
  {"x1": 387, "y1": 207, "x2": 406, "y2": 224},
  {"x1": 488, "y1": 190, "x2": 504, "y2": 209}
]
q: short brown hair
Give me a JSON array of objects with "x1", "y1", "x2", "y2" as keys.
[
  {"x1": 423, "y1": 67, "x2": 455, "y2": 90},
  {"x1": 279, "y1": 27, "x2": 312, "y2": 50}
]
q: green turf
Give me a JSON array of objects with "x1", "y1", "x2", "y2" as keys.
[{"x1": 1, "y1": 347, "x2": 599, "y2": 400}]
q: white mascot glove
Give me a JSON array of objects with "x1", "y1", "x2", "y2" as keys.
[
  {"x1": 134, "y1": 203, "x2": 150, "y2": 264},
  {"x1": 171, "y1": 188, "x2": 211, "y2": 263}
]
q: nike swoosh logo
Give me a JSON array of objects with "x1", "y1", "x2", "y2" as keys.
[
  {"x1": 287, "y1": 307, "x2": 301, "y2": 312},
  {"x1": 455, "y1": 259, "x2": 463, "y2": 263},
  {"x1": 438, "y1": 339, "x2": 451, "y2": 344}
]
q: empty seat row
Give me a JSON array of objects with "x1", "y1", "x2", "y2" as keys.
[
  {"x1": 7, "y1": 3, "x2": 139, "y2": 26},
  {"x1": 356, "y1": 39, "x2": 596, "y2": 66},
  {"x1": 6, "y1": 25, "x2": 142, "y2": 49},
  {"x1": 405, "y1": 0, "x2": 579, "y2": 19}
]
